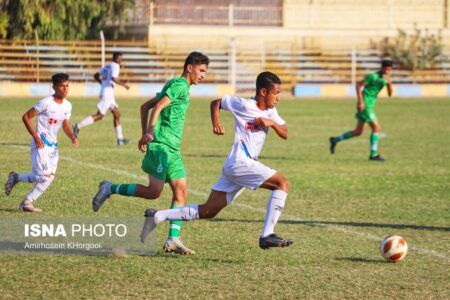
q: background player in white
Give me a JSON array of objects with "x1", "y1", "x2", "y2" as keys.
[
  {"x1": 4, "y1": 73, "x2": 78, "y2": 212},
  {"x1": 141, "y1": 71, "x2": 293, "y2": 250},
  {"x1": 73, "y1": 52, "x2": 131, "y2": 145}
]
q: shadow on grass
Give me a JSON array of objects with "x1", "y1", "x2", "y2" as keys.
[
  {"x1": 184, "y1": 153, "x2": 300, "y2": 161},
  {"x1": 208, "y1": 218, "x2": 450, "y2": 232},
  {"x1": 335, "y1": 257, "x2": 386, "y2": 264},
  {"x1": 0, "y1": 142, "x2": 29, "y2": 147},
  {"x1": 0, "y1": 208, "x2": 19, "y2": 212}
]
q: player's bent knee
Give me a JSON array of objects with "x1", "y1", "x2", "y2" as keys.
[
  {"x1": 278, "y1": 178, "x2": 290, "y2": 193},
  {"x1": 199, "y1": 208, "x2": 219, "y2": 219}
]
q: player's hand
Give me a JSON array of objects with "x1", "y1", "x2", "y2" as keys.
[
  {"x1": 255, "y1": 117, "x2": 273, "y2": 128},
  {"x1": 383, "y1": 74, "x2": 392, "y2": 84},
  {"x1": 358, "y1": 103, "x2": 365, "y2": 113},
  {"x1": 71, "y1": 137, "x2": 79, "y2": 148},
  {"x1": 33, "y1": 135, "x2": 44, "y2": 149},
  {"x1": 138, "y1": 133, "x2": 153, "y2": 153},
  {"x1": 213, "y1": 123, "x2": 225, "y2": 135}
]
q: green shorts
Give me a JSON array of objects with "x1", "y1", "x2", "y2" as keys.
[
  {"x1": 355, "y1": 109, "x2": 377, "y2": 123},
  {"x1": 141, "y1": 143, "x2": 186, "y2": 182}
]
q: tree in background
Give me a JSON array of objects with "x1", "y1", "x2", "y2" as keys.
[
  {"x1": 377, "y1": 27, "x2": 443, "y2": 71},
  {"x1": 1, "y1": 0, "x2": 134, "y2": 40}
]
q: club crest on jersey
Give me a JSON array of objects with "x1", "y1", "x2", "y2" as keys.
[
  {"x1": 245, "y1": 122, "x2": 261, "y2": 131},
  {"x1": 48, "y1": 118, "x2": 59, "y2": 125}
]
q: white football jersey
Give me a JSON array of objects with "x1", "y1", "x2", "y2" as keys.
[
  {"x1": 220, "y1": 95, "x2": 286, "y2": 163},
  {"x1": 32, "y1": 96, "x2": 72, "y2": 147},
  {"x1": 99, "y1": 61, "x2": 120, "y2": 89}
]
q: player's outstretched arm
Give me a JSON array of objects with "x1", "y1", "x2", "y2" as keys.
[
  {"x1": 22, "y1": 108, "x2": 44, "y2": 148},
  {"x1": 210, "y1": 99, "x2": 224, "y2": 135},
  {"x1": 62, "y1": 120, "x2": 78, "y2": 147},
  {"x1": 356, "y1": 80, "x2": 365, "y2": 112},
  {"x1": 140, "y1": 96, "x2": 160, "y2": 136},
  {"x1": 112, "y1": 77, "x2": 130, "y2": 90}
]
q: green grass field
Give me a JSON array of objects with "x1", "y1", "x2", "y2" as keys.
[{"x1": 0, "y1": 97, "x2": 449, "y2": 299}]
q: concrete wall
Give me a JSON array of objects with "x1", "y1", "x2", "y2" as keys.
[{"x1": 1, "y1": 81, "x2": 448, "y2": 98}]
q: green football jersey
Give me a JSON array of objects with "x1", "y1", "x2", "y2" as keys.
[
  {"x1": 362, "y1": 72, "x2": 388, "y2": 108},
  {"x1": 153, "y1": 77, "x2": 190, "y2": 150}
]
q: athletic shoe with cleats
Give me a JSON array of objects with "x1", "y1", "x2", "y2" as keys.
[
  {"x1": 19, "y1": 200, "x2": 42, "y2": 213},
  {"x1": 329, "y1": 137, "x2": 337, "y2": 154},
  {"x1": 259, "y1": 233, "x2": 294, "y2": 250},
  {"x1": 140, "y1": 208, "x2": 157, "y2": 243},
  {"x1": 5, "y1": 171, "x2": 18, "y2": 196},
  {"x1": 117, "y1": 138, "x2": 131, "y2": 146},
  {"x1": 163, "y1": 237, "x2": 195, "y2": 255},
  {"x1": 369, "y1": 155, "x2": 385, "y2": 162},
  {"x1": 92, "y1": 181, "x2": 112, "y2": 212},
  {"x1": 72, "y1": 124, "x2": 79, "y2": 138}
]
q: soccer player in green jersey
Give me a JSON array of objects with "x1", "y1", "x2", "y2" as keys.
[
  {"x1": 92, "y1": 52, "x2": 209, "y2": 254},
  {"x1": 329, "y1": 60, "x2": 394, "y2": 161}
]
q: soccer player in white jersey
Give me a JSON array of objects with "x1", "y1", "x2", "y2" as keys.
[
  {"x1": 73, "y1": 52, "x2": 131, "y2": 145},
  {"x1": 4, "y1": 73, "x2": 78, "y2": 212},
  {"x1": 140, "y1": 71, "x2": 293, "y2": 251}
]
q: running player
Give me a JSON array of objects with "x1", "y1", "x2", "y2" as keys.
[
  {"x1": 329, "y1": 60, "x2": 394, "y2": 161},
  {"x1": 73, "y1": 52, "x2": 131, "y2": 145},
  {"x1": 4, "y1": 73, "x2": 78, "y2": 212},
  {"x1": 91, "y1": 52, "x2": 210, "y2": 255},
  {"x1": 140, "y1": 71, "x2": 294, "y2": 251}
]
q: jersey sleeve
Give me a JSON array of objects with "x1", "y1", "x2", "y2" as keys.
[
  {"x1": 33, "y1": 98, "x2": 48, "y2": 114},
  {"x1": 220, "y1": 95, "x2": 244, "y2": 112},
  {"x1": 111, "y1": 63, "x2": 120, "y2": 78},
  {"x1": 98, "y1": 66, "x2": 107, "y2": 77},
  {"x1": 271, "y1": 108, "x2": 286, "y2": 126},
  {"x1": 162, "y1": 81, "x2": 188, "y2": 103}
]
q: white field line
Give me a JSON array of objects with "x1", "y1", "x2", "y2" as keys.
[{"x1": 3, "y1": 142, "x2": 448, "y2": 261}]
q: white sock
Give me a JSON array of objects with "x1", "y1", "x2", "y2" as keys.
[
  {"x1": 17, "y1": 173, "x2": 46, "y2": 183},
  {"x1": 154, "y1": 204, "x2": 199, "y2": 224},
  {"x1": 261, "y1": 190, "x2": 287, "y2": 238},
  {"x1": 25, "y1": 176, "x2": 54, "y2": 202},
  {"x1": 77, "y1": 116, "x2": 94, "y2": 129},
  {"x1": 115, "y1": 125, "x2": 124, "y2": 140}
]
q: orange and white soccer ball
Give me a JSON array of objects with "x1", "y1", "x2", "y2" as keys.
[{"x1": 380, "y1": 235, "x2": 408, "y2": 262}]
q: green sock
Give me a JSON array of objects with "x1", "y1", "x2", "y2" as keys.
[
  {"x1": 168, "y1": 204, "x2": 183, "y2": 238},
  {"x1": 335, "y1": 131, "x2": 353, "y2": 142},
  {"x1": 370, "y1": 133, "x2": 380, "y2": 157},
  {"x1": 110, "y1": 184, "x2": 137, "y2": 196}
]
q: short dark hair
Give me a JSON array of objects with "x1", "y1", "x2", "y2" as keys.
[
  {"x1": 112, "y1": 52, "x2": 123, "y2": 60},
  {"x1": 256, "y1": 71, "x2": 281, "y2": 92},
  {"x1": 52, "y1": 73, "x2": 69, "y2": 85},
  {"x1": 184, "y1": 52, "x2": 210, "y2": 70},
  {"x1": 382, "y1": 59, "x2": 393, "y2": 67}
]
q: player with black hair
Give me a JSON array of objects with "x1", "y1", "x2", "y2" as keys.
[
  {"x1": 329, "y1": 60, "x2": 394, "y2": 161},
  {"x1": 140, "y1": 71, "x2": 294, "y2": 251},
  {"x1": 92, "y1": 52, "x2": 210, "y2": 255},
  {"x1": 5, "y1": 73, "x2": 78, "y2": 212},
  {"x1": 73, "y1": 52, "x2": 131, "y2": 145}
]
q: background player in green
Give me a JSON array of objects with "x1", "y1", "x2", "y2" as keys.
[
  {"x1": 329, "y1": 60, "x2": 394, "y2": 161},
  {"x1": 92, "y1": 52, "x2": 210, "y2": 254}
]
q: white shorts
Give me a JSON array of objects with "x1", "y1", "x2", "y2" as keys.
[
  {"x1": 211, "y1": 159, "x2": 276, "y2": 204},
  {"x1": 31, "y1": 145, "x2": 59, "y2": 175},
  {"x1": 97, "y1": 87, "x2": 118, "y2": 115}
]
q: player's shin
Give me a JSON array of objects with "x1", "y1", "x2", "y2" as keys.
[
  {"x1": 24, "y1": 175, "x2": 54, "y2": 202},
  {"x1": 155, "y1": 204, "x2": 199, "y2": 224},
  {"x1": 261, "y1": 190, "x2": 287, "y2": 238},
  {"x1": 370, "y1": 132, "x2": 380, "y2": 157},
  {"x1": 335, "y1": 130, "x2": 353, "y2": 142}
]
